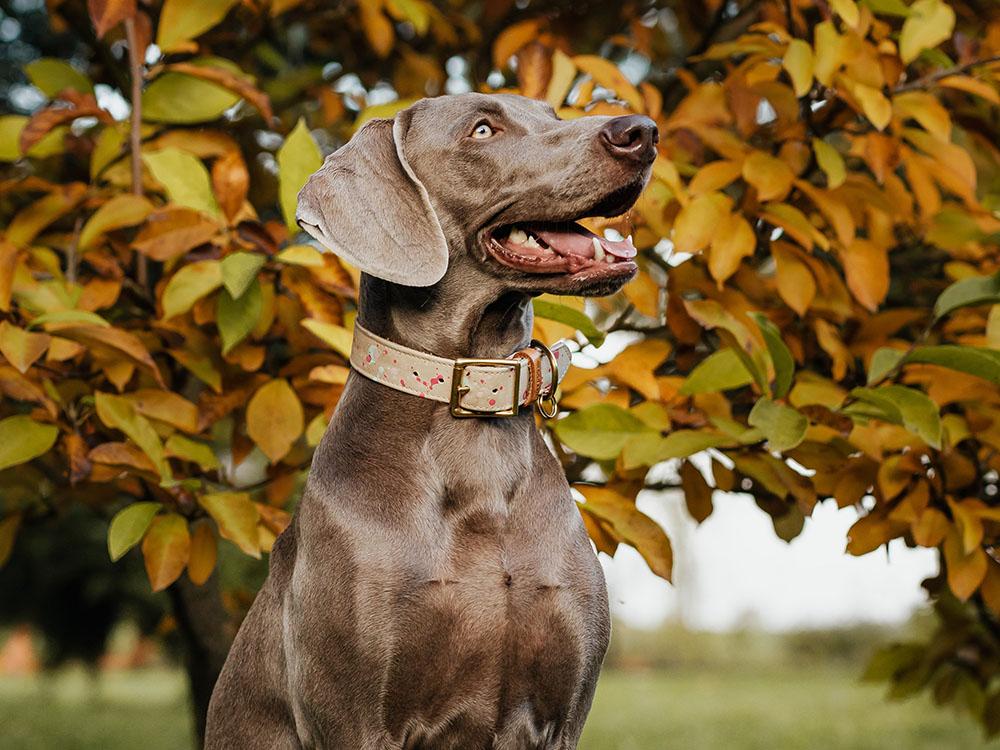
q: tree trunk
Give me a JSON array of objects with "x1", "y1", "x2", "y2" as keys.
[{"x1": 169, "y1": 572, "x2": 235, "y2": 748}]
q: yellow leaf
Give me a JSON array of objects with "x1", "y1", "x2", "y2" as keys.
[
  {"x1": 813, "y1": 21, "x2": 844, "y2": 87},
  {"x1": 79, "y1": 194, "x2": 154, "y2": 251},
  {"x1": 157, "y1": 0, "x2": 240, "y2": 51},
  {"x1": 708, "y1": 212, "x2": 756, "y2": 285},
  {"x1": 938, "y1": 75, "x2": 1000, "y2": 105},
  {"x1": 199, "y1": 492, "x2": 261, "y2": 558},
  {"x1": 301, "y1": 318, "x2": 353, "y2": 359},
  {"x1": 846, "y1": 515, "x2": 895, "y2": 555},
  {"x1": 688, "y1": 160, "x2": 742, "y2": 196},
  {"x1": 948, "y1": 498, "x2": 984, "y2": 555},
  {"x1": 246, "y1": 379, "x2": 304, "y2": 463},
  {"x1": 359, "y1": 0, "x2": 394, "y2": 57},
  {"x1": 276, "y1": 244, "x2": 325, "y2": 267},
  {"x1": 187, "y1": 521, "x2": 217, "y2": 585},
  {"x1": 623, "y1": 268, "x2": 661, "y2": 318},
  {"x1": 546, "y1": 49, "x2": 576, "y2": 109},
  {"x1": 782, "y1": 39, "x2": 814, "y2": 97},
  {"x1": 572, "y1": 55, "x2": 644, "y2": 112},
  {"x1": 94, "y1": 392, "x2": 172, "y2": 479},
  {"x1": 577, "y1": 484, "x2": 672, "y2": 580},
  {"x1": 893, "y1": 91, "x2": 951, "y2": 141},
  {"x1": 0, "y1": 321, "x2": 50, "y2": 374},
  {"x1": 123, "y1": 389, "x2": 199, "y2": 433},
  {"x1": 943, "y1": 529, "x2": 987, "y2": 601},
  {"x1": 672, "y1": 192, "x2": 729, "y2": 253},
  {"x1": 161, "y1": 260, "x2": 223, "y2": 319},
  {"x1": 742, "y1": 151, "x2": 794, "y2": 202},
  {"x1": 829, "y1": 0, "x2": 860, "y2": 27},
  {"x1": 847, "y1": 80, "x2": 892, "y2": 131},
  {"x1": 772, "y1": 242, "x2": 816, "y2": 316},
  {"x1": 900, "y1": 0, "x2": 956, "y2": 64},
  {"x1": 165, "y1": 434, "x2": 218, "y2": 471},
  {"x1": 841, "y1": 239, "x2": 889, "y2": 312},
  {"x1": 812, "y1": 138, "x2": 846, "y2": 189},
  {"x1": 141, "y1": 514, "x2": 191, "y2": 592},
  {"x1": 606, "y1": 339, "x2": 672, "y2": 400}
]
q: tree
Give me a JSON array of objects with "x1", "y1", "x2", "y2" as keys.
[{"x1": 1, "y1": 0, "x2": 999, "y2": 739}]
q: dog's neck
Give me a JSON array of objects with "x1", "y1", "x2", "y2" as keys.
[{"x1": 356, "y1": 272, "x2": 532, "y2": 360}]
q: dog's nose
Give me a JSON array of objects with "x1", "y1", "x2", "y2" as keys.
[{"x1": 600, "y1": 115, "x2": 658, "y2": 163}]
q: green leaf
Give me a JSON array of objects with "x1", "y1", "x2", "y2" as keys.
[
  {"x1": 934, "y1": 271, "x2": 1000, "y2": 320},
  {"x1": 680, "y1": 348, "x2": 754, "y2": 395},
  {"x1": 157, "y1": 0, "x2": 241, "y2": 52},
  {"x1": 852, "y1": 385, "x2": 941, "y2": 448},
  {"x1": 29, "y1": 310, "x2": 110, "y2": 328},
  {"x1": 301, "y1": 318, "x2": 353, "y2": 359},
  {"x1": 164, "y1": 434, "x2": 218, "y2": 471},
  {"x1": 905, "y1": 345, "x2": 1000, "y2": 384},
  {"x1": 221, "y1": 252, "x2": 266, "y2": 298},
  {"x1": 217, "y1": 279, "x2": 263, "y2": 354},
  {"x1": 748, "y1": 398, "x2": 808, "y2": 452},
  {"x1": 0, "y1": 115, "x2": 66, "y2": 161},
  {"x1": 531, "y1": 298, "x2": 606, "y2": 347},
  {"x1": 161, "y1": 260, "x2": 223, "y2": 319},
  {"x1": 750, "y1": 313, "x2": 795, "y2": 398},
  {"x1": 24, "y1": 58, "x2": 93, "y2": 97},
  {"x1": 143, "y1": 148, "x2": 221, "y2": 217},
  {"x1": 553, "y1": 404, "x2": 655, "y2": 461},
  {"x1": 94, "y1": 392, "x2": 172, "y2": 479},
  {"x1": 198, "y1": 491, "x2": 261, "y2": 558},
  {"x1": 142, "y1": 59, "x2": 244, "y2": 124},
  {"x1": 107, "y1": 502, "x2": 162, "y2": 562},
  {"x1": 278, "y1": 118, "x2": 323, "y2": 232},
  {"x1": 622, "y1": 430, "x2": 735, "y2": 470},
  {"x1": 867, "y1": 347, "x2": 906, "y2": 384},
  {"x1": 0, "y1": 415, "x2": 59, "y2": 472}
]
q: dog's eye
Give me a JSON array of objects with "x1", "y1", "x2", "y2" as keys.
[{"x1": 471, "y1": 122, "x2": 494, "y2": 139}]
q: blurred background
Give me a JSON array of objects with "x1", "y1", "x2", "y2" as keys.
[{"x1": 2, "y1": 0, "x2": 1000, "y2": 748}]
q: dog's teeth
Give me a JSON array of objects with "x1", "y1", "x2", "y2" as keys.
[
  {"x1": 592, "y1": 237, "x2": 605, "y2": 262},
  {"x1": 509, "y1": 228, "x2": 528, "y2": 245},
  {"x1": 523, "y1": 234, "x2": 541, "y2": 249}
]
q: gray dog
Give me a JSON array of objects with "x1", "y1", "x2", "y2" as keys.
[{"x1": 205, "y1": 93, "x2": 657, "y2": 749}]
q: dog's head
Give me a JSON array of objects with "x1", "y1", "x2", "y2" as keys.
[{"x1": 296, "y1": 93, "x2": 656, "y2": 298}]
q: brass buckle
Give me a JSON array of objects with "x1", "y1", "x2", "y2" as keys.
[{"x1": 450, "y1": 359, "x2": 521, "y2": 418}]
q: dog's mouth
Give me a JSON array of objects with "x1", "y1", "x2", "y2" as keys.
[{"x1": 485, "y1": 221, "x2": 638, "y2": 278}]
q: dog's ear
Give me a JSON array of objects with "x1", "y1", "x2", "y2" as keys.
[{"x1": 295, "y1": 115, "x2": 449, "y2": 287}]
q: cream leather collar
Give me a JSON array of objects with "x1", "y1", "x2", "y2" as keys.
[{"x1": 349, "y1": 323, "x2": 571, "y2": 418}]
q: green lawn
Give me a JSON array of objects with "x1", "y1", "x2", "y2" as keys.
[{"x1": 0, "y1": 665, "x2": 992, "y2": 749}]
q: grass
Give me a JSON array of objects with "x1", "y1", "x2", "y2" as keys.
[{"x1": 0, "y1": 664, "x2": 992, "y2": 749}]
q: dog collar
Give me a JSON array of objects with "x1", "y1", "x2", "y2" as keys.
[{"x1": 350, "y1": 323, "x2": 572, "y2": 418}]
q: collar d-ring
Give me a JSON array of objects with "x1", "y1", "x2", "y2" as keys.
[{"x1": 530, "y1": 339, "x2": 560, "y2": 419}]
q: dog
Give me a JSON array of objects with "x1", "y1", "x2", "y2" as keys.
[{"x1": 205, "y1": 92, "x2": 657, "y2": 749}]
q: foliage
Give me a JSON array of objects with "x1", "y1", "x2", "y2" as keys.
[{"x1": 1, "y1": 0, "x2": 1000, "y2": 735}]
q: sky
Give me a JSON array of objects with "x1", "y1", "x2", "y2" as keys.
[{"x1": 601, "y1": 488, "x2": 938, "y2": 632}]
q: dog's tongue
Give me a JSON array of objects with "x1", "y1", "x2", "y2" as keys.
[{"x1": 533, "y1": 224, "x2": 637, "y2": 260}]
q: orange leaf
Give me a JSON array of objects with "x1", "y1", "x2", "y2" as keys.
[
  {"x1": 493, "y1": 19, "x2": 545, "y2": 69},
  {"x1": 141, "y1": 513, "x2": 191, "y2": 592},
  {"x1": 840, "y1": 239, "x2": 889, "y2": 312},
  {"x1": 742, "y1": 151, "x2": 794, "y2": 202},
  {"x1": 211, "y1": 149, "x2": 250, "y2": 222},
  {"x1": 187, "y1": 521, "x2": 217, "y2": 586},
  {"x1": 0, "y1": 321, "x2": 51, "y2": 374},
  {"x1": 19, "y1": 94, "x2": 112, "y2": 155},
  {"x1": 911, "y1": 507, "x2": 950, "y2": 547},
  {"x1": 943, "y1": 529, "x2": 987, "y2": 601},
  {"x1": 87, "y1": 0, "x2": 136, "y2": 38},
  {"x1": 772, "y1": 242, "x2": 816, "y2": 316}
]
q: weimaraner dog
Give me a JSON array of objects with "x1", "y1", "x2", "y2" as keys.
[{"x1": 205, "y1": 92, "x2": 657, "y2": 749}]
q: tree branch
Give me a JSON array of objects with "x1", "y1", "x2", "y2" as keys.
[{"x1": 893, "y1": 55, "x2": 1000, "y2": 94}]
